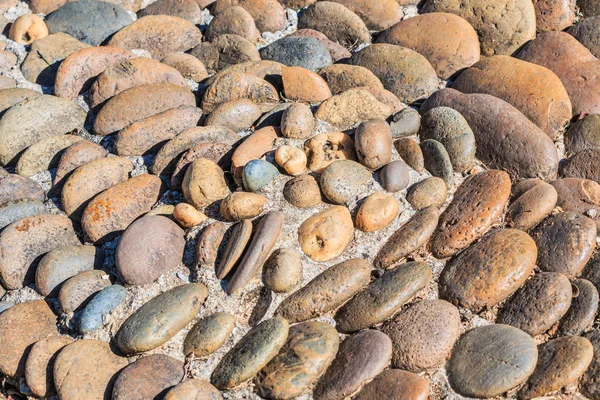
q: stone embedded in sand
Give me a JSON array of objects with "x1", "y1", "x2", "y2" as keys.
[
  {"x1": 298, "y1": 205, "x2": 354, "y2": 262},
  {"x1": 112, "y1": 354, "x2": 184, "y2": 400},
  {"x1": 202, "y1": 72, "x2": 278, "y2": 113}
]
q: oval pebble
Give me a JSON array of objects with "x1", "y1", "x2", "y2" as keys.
[
  {"x1": 164, "y1": 380, "x2": 223, "y2": 400},
  {"x1": 220, "y1": 192, "x2": 267, "y2": 221},
  {"x1": 298, "y1": 206, "x2": 354, "y2": 262},
  {"x1": 355, "y1": 192, "x2": 398, "y2": 232},
  {"x1": 112, "y1": 354, "x2": 184, "y2": 400},
  {"x1": 420, "y1": 139, "x2": 453, "y2": 187},
  {"x1": 243, "y1": 159, "x2": 279, "y2": 192},
  {"x1": 558, "y1": 278, "x2": 599, "y2": 336},
  {"x1": 264, "y1": 248, "x2": 303, "y2": 293},
  {"x1": 394, "y1": 137, "x2": 424, "y2": 173},
  {"x1": 24, "y1": 335, "x2": 73, "y2": 397},
  {"x1": 0, "y1": 174, "x2": 44, "y2": 204},
  {"x1": 58, "y1": 269, "x2": 111, "y2": 314},
  {"x1": 0, "y1": 199, "x2": 46, "y2": 231},
  {"x1": 507, "y1": 182, "x2": 557, "y2": 230},
  {"x1": 320, "y1": 160, "x2": 371, "y2": 204},
  {"x1": 354, "y1": 369, "x2": 429, "y2": 400},
  {"x1": 406, "y1": 177, "x2": 447, "y2": 210},
  {"x1": 260, "y1": 36, "x2": 332, "y2": 72},
  {"x1": 184, "y1": 312, "x2": 236, "y2": 357},
  {"x1": 53, "y1": 140, "x2": 108, "y2": 187},
  {"x1": 79, "y1": 284, "x2": 128, "y2": 334}
]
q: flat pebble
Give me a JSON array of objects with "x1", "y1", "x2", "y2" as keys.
[
  {"x1": 282, "y1": 65, "x2": 332, "y2": 103},
  {"x1": 507, "y1": 182, "x2": 557, "y2": 230},
  {"x1": 53, "y1": 140, "x2": 108, "y2": 187},
  {"x1": 320, "y1": 160, "x2": 371, "y2": 204},
  {"x1": 0, "y1": 174, "x2": 44, "y2": 205},
  {"x1": 314, "y1": 89, "x2": 392, "y2": 131},
  {"x1": 217, "y1": 219, "x2": 252, "y2": 279},
  {"x1": 0, "y1": 199, "x2": 46, "y2": 231},
  {"x1": 406, "y1": 177, "x2": 447, "y2": 210},
  {"x1": 195, "y1": 221, "x2": 226, "y2": 270},
  {"x1": 558, "y1": 278, "x2": 599, "y2": 336}
]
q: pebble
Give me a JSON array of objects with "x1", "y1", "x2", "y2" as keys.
[
  {"x1": 304, "y1": 132, "x2": 356, "y2": 172},
  {"x1": 498, "y1": 272, "x2": 572, "y2": 336},
  {"x1": 0, "y1": 214, "x2": 80, "y2": 290},
  {"x1": 211, "y1": 316, "x2": 289, "y2": 389},
  {"x1": 227, "y1": 211, "x2": 283, "y2": 294},
  {"x1": 406, "y1": 177, "x2": 447, "y2": 210},
  {"x1": 558, "y1": 278, "x2": 599, "y2": 336},
  {"x1": 231, "y1": 126, "x2": 278, "y2": 182},
  {"x1": 161, "y1": 53, "x2": 208, "y2": 82},
  {"x1": 53, "y1": 340, "x2": 128, "y2": 400},
  {"x1": 354, "y1": 369, "x2": 429, "y2": 400},
  {"x1": 0, "y1": 199, "x2": 46, "y2": 231},
  {"x1": 439, "y1": 229, "x2": 538, "y2": 311},
  {"x1": 138, "y1": 0, "x2": 201, "y2": 23},
  {"x1": 0, "y1": 94, "x2": 86, "y2": 165},
  {"x1": 420, "y1": 139, "x2": 454, "y2": 186},
  {"x1": 561, "y1": 149, "x2": 600, "y2": 183},
  {"x1": 81, "y1": 174, "x2": 163, "y2": 243},
  {"x1": 183, "y1": 158, "x2": 230, "y2": 208},
  {"x1": 79, "y1": 284, "x2": 128, "y2": 334},
  {"x1": 217, "y1": 219, "x2": 252, "y2": 278},
  {"x1": 243, "y1": 159, "x2": 279, "y2": 192},
  {"x1": 205, "y1": 6, "x2": 260, "y2": 42},
  {"x1": 298, "y1": 1, "x2": 371, "y2": 48},
  {"x1": 298, "y1": 205, "x2": 354, "y2": 261},
  {"x1": 264, "y1": 248, "x2": 303, "y2": 293},
  {"x1": 349, "y1": 44, "x2": 438, "y2": 104},
  {"x1": 164, "y1": 380, "x2": 223, "y2": 400},
  {"x1": 379, "y1": 160, "x2": 410, "y2": 192},
  {"x1": 24, "y1": 335, "x2": 73, "y2": 397},
  {"x1": 355, "y1": 193, "x2": 399, "y2": 232},
  {"x1": 335, "y1": 261, "x2": 431, "y2": 333},
  {"x1": 320, "y1": 160, "x2": 371, "y2": 204},
  {"x1": 383, "y1": 299, "x2": 460, "y2": 371},
  {"x1": 570, "y1": 16, "x2": 600, "y2": 58},
  {"x1": 16, "y1": 135, "x2": 83, "y2": 177},
  {"x1": 374, "y1": 206, "x2": 440, "y2": 269},
  {"x1": 582, "y1": 330, "x2": 600, "y2": 398},
  {"x1": 261, "y1": 37, "x2": 332, "y2": 72},
  {"x1": 112, "y1": 354, "x2": 184, "y2": 400},
  {"x1": 183, "y1": 312, "x2": 236, "y2": 357},
  {"x1": 552, "y1": 178, "x2": 600, "y2": 227},
  {"x1": 274, "y1": 145, "x2": 307, "y2": 176},
  {"x1": 354, "y1": 119, "x2": 392, "y2": 170},
  {"x1": 36, "y1": 245, "x2": 103, "y2": 297},
  {"x1": 507, "y1": 182, "x2": 557, "y2": 230},
  {"x1": 535, "y1": 0, "x2": 576, "y2": 31},
  {"x1": 108, "y1": 15, "x2": 202, "y2": 59},
  {"x1": 0, "y1": 300, "x2": 58, "y2": 377},
  {"x1": 452, "y1": 55, "x2": 572, "y2": 139},
  {"x1": 281, "y1": 102, "x2": 314, "y2": 139},
  {"x1": 8, "y1": 14, "x2": 48, "y2": 45},
  {"x1": 116, "y1": 283, "x2": 208, "y2": 354},
  {"x1": 214, "y1": 0, "x2": 286, "y2": 33},
  {"x1": 518, "y1": 336, "x2": 594, "y2": 399},
  {"x1": 0, "y1": 50, "x2": 16, "y2": 70},
  {"x1": 147, "y1": 205, "x2": 175, "y2": 217},
  {"x1": 173, "y1": 203, "x2": 207, "y2": 228},
  {"x1": 116, "y1": 215, "x2": 185, "y2": 286},
  {"x1": 315, "y1": 89, "x2": 392, "y2": 130},
  {"x1": 390, "y1": 107, "x2": 421, "y2": 138},
  {"x1": 219, "y1": 192, "x2": 267, "y2": 221},
  {"x1": 0, "y1": 88, "x2": 41, "y2": 114},
  {"x1": 58, "y1": 270, "x2": 111, "y2": 314},
  {"x1": 290, "y1": 29, "x2": 352, "y2": 62},
  {"x1": 564, "y1": 113, "x2": 600, "y2": 154},
  {"x1": 276, "y1": 258, "x2": 370, "y2": 323},
  {"x1": 318, "y1": 64, "x2": 383, "y2": 95},
  {"x1": 0, "y1": 174, "x2": 44, "y2": 205},
  {"x1": 448, "y1": 324, "x2": 538, "y2": 398},
  {"x1": 534, "y1": 211, "x2": 596, "y2": 277},
  {"x1": 53, "y1": 140, "x2": 108, "y2": 187},
  {"x1": 206, "y1": 99, "x2": 262, "y2": 132},
  {"x1": 314, "y1": 330, "x2": 392, "y2": 400},
  {"x1": 195, "y1": 221, "x2": 227, "y2": 269},
  {"x1": 256, "y1": 321, "x2": 339, "y2": 399},
  {"x1": 281, "y1": 66, "x2": 332, "y2": 103},
  {"x1": 283, "y1": 174, "x2": 321, "y2": 208},
  {"x1": 394, "y1": 138, "x2": 424, "y2": 174},
  {"x1": 191, "y1": 34, "x2": 260, "y2": 74},
  {"x1": 46, "y1": 0, "x2": 132, "y2": 46},
  {"x1": 421, "y1": 89, "x2": 559, "y2": 180},
  {"x1": 378, "y1": 12, "x2": 480, "y2": 79},
  {"x1": 432, "y1": 169, "x2": 511, "y2": 258}
]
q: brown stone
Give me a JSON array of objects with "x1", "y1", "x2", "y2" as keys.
[
  {"x1": 394, "y1": 138, "x2": 424, "y2": 173},
  {"x1": 552, "y1": 177, "x2": 600, "y2": 227},
  {"x1": 25, "y1": 335, "x2": 73, "y2": 397},
  {"x1": 206, "y1": 99, "x2": 261, "y2": 132},
  {"x1": 564, "y1": 114, "x2": 600, "y2": 155},
  {"x1": 58, "y1": 270, "x2": 111, "y2": 313},
  {"x1": 201, "y1": 71, "x2": 278, "y2": 113},
  {"x1": 161, "y1": 53, "x2": 208, "y2": 82},
  {"x1": 507, "y1": 182, "x2": 557, "y2": 230},
  {"x1": 354, "y1": 118, "x2": 392, "y2": 170},
  {"x1": 164, "y1": 380, "x2": 223, "y2": 400},
  {"x1": 0, "y1": 174, "x2": 44, "y2": 205},
  {"x1": 534, "y1": 0, "x2": 576, "y2": 32},
  {"x1": 182, "y1": 158, "x2": 229, "y2": 209},
  {"x1": 354, "y1": 370, "x2": 429, "y2": 400},
  {"x1": 213, "y1": 0, "x2": 286, "y2": 32},
  {"x1": 16, "y1": 135, "x2": 83, "y2": 177},
  {"x1": 406, "y1": 177, "x2": 447, "y2": 210},
  {"x1": 560, "y1": 149, "x2": 600, "y2": 184},
  {"x1": 298, "y1": 205, "x2": 354, "y2": 261},
  {"x1": 138, "y1": 0, "x2": 202, "y2": 24},
  {"x1": 205, "y1": 59, "x2": 283, "y2": 88},
  {"x1": 582, "y1": 330, "x2": 600, "y2": 399},
  {"x1": 112, "y1": 354, "x2": 184, "y2": 400},
  {"x1": 29, "y1": 0, "x2": 68, "y2": 14},
  {"x1": 283, "y1": 174, "x2": 321, "y2": 208},
  {"x1": 290, "y1": 29, "x2": 352, "y2": 62},
  {"x1": 274, "y1": 145, "x2": 307, "y2": 175},
  {"x1": 216, "y1": 219, "x2": 252, "y2": 278},
  {"x1": 318, "y1": 64, "x2": 383, "y2": 95},
  {"x1": 329, "y1": 0, "x2": 403, "y2": 30},
  {"x1": 230, "y1": 126, "x2": 277, "y2": 182},
  {"x1": 378, "y1": 12, "x2": 480, "y2": 79},
  {"x1": 54, "y1": 141, "x2": 108, "y2": 187},
  {"x1": 195, "y1": 221, "x2": 226, "y2": 269},
  {"x1": 304, "y1": 132, "x2": 356, "y2": 172},
  {"x1": 171, "y1": 143, "x2": 233, "y2": 187},
  {"x1": 315, "y1": 89, "x2": 392, "y2": 130},
  {"x1": 205, "y1": 6, "x2": 261, "y2": 42},
  {"x1": 569, "y1": 16, "x2": 600, "y2": 58},
  {"x1": 558, "y1": 278, "x2": 599, "y2": 336},
  {"x1": 282, "y1": 66, "x2": 332, "y2": 103},
  {"x1": 191, "y1": 34, "x2": 260, "y2": 74},
  {"x1": 355, "y1": 193, "x2": 398, "y2": 232},
  {"x1": 0, "y1": 88, "x2": 41, "y2": 115},
  {"x1": 219, "y1": 192, "x2": 267, "y2": 221}
]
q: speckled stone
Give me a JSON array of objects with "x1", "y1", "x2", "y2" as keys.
[
  {"x1": 394, "y1": 137, "x2": 424, "y2": 173},
  {"x1": 264, "y1": 249, "x2": 303, "y2": 293},
  {"x1": 582, "y1": 329, "x2": 600, "y2": 399},
  {"x1": 320, "y1": 160, "x2": 371, "y2": 204},
  {"x1": 0, "y1": 199, "x2": 46, "y2": 231},
  {"x1": 406, "y1": 177, "x2": 447, "y2": 210},
  {"x1": 259, "y1": 36, "x2": 332, "y2": 72},
  {"x1": 0, "y1": 174, "x2": 44, "y2": 205},
  {"x1": 507, "y1": 182, "x2": 557, "y2": 230},
  {"x1": 164, "y1": 380, "x2": 223, "y2": 400},
  {"x1": 558, "y1": 279, "x2": 599, "y2": 336},
  {"x1": 283, "y1": 174, "x2": 322, "y2": 208},
  {"x1": 112, "y1": 354, "x2": 184, "y2": 400},
  {"x1": 24, "y1": 335, "x2": 73, "y2": 397},
  {"x1": 390, "y1": 107, "x2": 421, "y2": 138},
  {"x1": 354, "y1": 369, "x2": 429, "y2": 400},
  {"x1": 420, "y1": 139, "x2": 454, "y2": 186},
  {"x1": 184, "y1": 312, "x2": 235, "y2": 357},
  {"x1": 58, "y1": 270, "x2": 111, "y2": 314}
]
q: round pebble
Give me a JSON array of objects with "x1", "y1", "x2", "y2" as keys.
[
  {"x1": 355, "y1": 192, "x2": 399, "y2": 232},
  {"x1": 264, "y1": 248, "x2": 303, "y2": 292}
]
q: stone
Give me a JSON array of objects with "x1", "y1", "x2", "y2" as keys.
[
  {"x1": 0, "y1": 174, "x2": 44, "y2": 204},
  {"x1": 29, "y1": 0, "x2": 67, "y2": 14},
  {"x1": 513, "y1": 178, "x2": 547, "y2": 198},
  {"x1": 304, "y1": 132, "x2": 355, "y2": 172},
  {"x1": 558, "y1": 279, "x2": 599, "y2": 336},
  {"x1": 79, "y1": 285, "x2": 128, "y2": 334},
  {"x1": 184, "y1": 312, "x2": 235, "y2": 357},
  {"x1": 315, "y1": 89, "x2": 392, "y2": 130},
  {"x1": 0, "y1": 51, "x2": 17, "y2": 71},
  {"x1": 61, "y1": 156, "x2": 134, "y2": 220},
  {"x1": 116, "y1": 283, "x2": 208, "y2": 354},
  {"x1": 0, "y1": 199, "x2": 46, "y2": 233},
  {"x1": 355, "y1": 193, "x2": 398, "y2": 232},
  {"x1": 25, "y1": 335, "x2": 73, "y2": 397},
  {"x1": 108, "y1": 15, "x2": 202, "y2": 59},
  {"x1": 420, "y1": 139, "x2": 454, "y2": 186},
  {"x1": 290, "y1": 29, "x2": 352, "y2": 62},
  {"x1": 353, "y1": 119, "x2": 392, "y2": 170},
  {"x1": 0, "y1": 300, "x2": 58, "y2": 377},
  {"x1": 561, "y1": 149, "x2": 600, "y2": 183},
  {"x1": 164, "y1": 380, "x2": 223, "y2": 400},
  {"x1": 217, "y1": 219, "x2": 252, "y2": 278},
  {"x1": 112, "y1": 354, "x2": 184, "y2": 400},
  {"x1": 8, "y1": 14, "x2": 48, "y2": 45},
  {"x1": 582, "y1": 329, "x2": 600, "y2": 398},
  {"x1": 243, "y1": 159, "x2": 279, "y2": 192},
  {"x1": 231, "y1": 126, "x2": 277, "y2": 182},
  {"x1": 260, "y1": 37, "x2": 332, "y2": 72},
  {"x1": 227, "y1": 211, "x2": 283, "y2": 294},
  {"x1": 283, "y1": 174, "x2": 321, "y2": 208},
  {"x1": 206, "y1": 99, "x2": 261, "y2": 132},
  {"x1": 138, "y1": 0, "x2": 202, "y2": 23},
  {"x1": 379, "y1": 160, "x2": 410, "y2": 193},
  {"x1": 498, "y1": 272, "x2": 572, "y2": 336},
  {"x1": 383, "y1": 299, "x2": 460, "y2": 371},
  {"x1": 46, "y1": 0, "x2": 133, "y2": 46},
  {"x1": 220, "y1": 192, "x2": 267, "y2": 221},
  {"x1": 202, "y1": 72, "x2": 278, "y2": 113},
  {"x1": 421, "y1": 89, "x2": 559, "y2": 180},
  {"x1": 394, "y1": 138, "x2": 424, "y2": 174},
  {"x1": 36, "y1": 245, "x2": 103, "y2": 297},
  {"x1": 171, "y1": 143, "x2": 234, "y2": 188},
  {"x1": 507, "y1": 182, "x2": 557, "y2": 230},
  {"x1": 534, "y1": 211, "x2": 596, "y2": 277},
  {"x1": 534, "y1": 0, "x2": 576, "y2": 31},
  {"x1": 16, "y1": 135, "x2": 83, "y2": 177},
  {"x1": 21, "y1": 33, "x2": 90, "y2": 86},
  {"x1": 354, "y1": 369, "x2": 429, "y2": 400},
  {"x1": 256, "y1": 321, "x2": 339, "y2": 399},
  {"x1": 552, "y1": 178, "x2": 600, "y2": 227},
  {"x1": 205, "y1": 59, "x2": 284, "y2": 88},
  {"x1": 318, "y1": 64, "x2": 383, "y2": 95},
  {"x1": 161, "y1": 53, "x2": 208, "y2": 82},
  {"x1": 314, "y1": 330, "x2": 392, "y2": 400},
  {"x1": 320, "y1": 160, "x2": 371, "y2": 204},
  {"x1": 407, "y1": 177, "x2": 447, "y2": 210},
  {"x1": 564, "y1": 114, "x2": 600, "y2": 154},
  {"x1": 191, "y1": 34, "x2": 260, "y2": 74},
  {"x1": 116, "y1": 215, "x2": 185, "y2": 285},
  {"x1": 0, "y1": 94, "x2": 86, "y2": 166},
  {"x1": 350, "y1": 44, "x2": 438, "y2": 104},
  {"x1": 182, "y1": 158, "x2": 229, "y2": 208},
  {"x1": 81, "y1": 174, "x2": 163, "y2": 243},
  {"x1": 275, "y1": 145, "x2": 307, "y2": 176},
  {"x1": 0, "y1": 88, "x2": 41, "y2": 115},
  {"x1": 517, "y1": 31, "x2": 600, "y2": 115},
  {"x1": 298, "y1": 1, "x2": 371, "y2": 48},
  {"x1": 205, "y1": 6, "x2": 260, "y2": 42},
  {"x1": 54, "y1": 141, "x2": 108, "y2": 187},
  {"x1": 173, "y1": 203, "x2": 207, "y2": 228},
  {"x1": 90, "y1": 57, "x2": 187, "y2": 108},
  {"x1": 211, "y1": 317, "x2": 289, "y2": 389},
  {"x1": 58, "y1": 270, "x2": 111, "y2": 313},
  {"x1": 448, "y1": 324, "x2": 538, "y2": 398},
  {"x1": 213, "y1": 0, "x2": 286, "y2": 32},
  {"x1": 298, "y1": 206, "x2": 353, "y2": 262},
  {"x1": 329, "y1": 0, "x2": 402, "y2": 30},
  {"x1": 276, "y1": 259, "x2": 370, "y2": 323},
  {"x1": 570, "y1": 16, "x2": 600, "y2": 58},
  {"x1": 195, "y1": 221, "x2": 227, "y2": 270},
  {"x1": 0, "y1": 301, "x2": 10, "y2": 312},
  {"x1": 0, "y1": 76, "x2": 15, "y2": 89},
  {"x1": 264, "y1": 248, "x2": 303, "y2": 293},
  {"x1": 390, "y1": 107, "x2": 421, "y2": 138},
  {"x1": 54, "y1": 340, "x2": 128, "y2": 400},
  {"x1": 440, "y1": 229, "x2": 538, "y2": 311},
  {"x1": 374, "y1": 206, "x2": 440, "y2": 269},
  {"x1": 451, "y1": 56, "x2": 572, "y2": 139},
  {"x1": 281, "y1": 66, "x2": 332, "y2": 103},
  {"x1": 0, "y1": 215, "x2": 80, "y2": 289},
  {"x1": 518, "y1": 336, "x2": 593, "y2": 399}
]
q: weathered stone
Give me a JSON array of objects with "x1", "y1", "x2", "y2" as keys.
[
  {"x1": 195, "y1": 221, "x2": 226, "y2": 270},
  {"x1": 320, "y1": 160, "x2": 371, "y2": 204},
  {"x1": 534, "y1": 0, "x2": 576, "y2": 31},
  {"x1": 390, "y1": 107, "x2": 421, "y2": 138},
  {"x1": 191, "y1": 34, "x2": 260, "y2": 74},
  {"x1": 184, "y1": 312, "x2": 235, "y2": 357},
  {"x1": 558, "y1": 279, "x2": 599, "y2": 336},
  {"x1": 315, "y1": 89, "x2": 392, "y2": 130},
  {"x1": 213, "y1": 0, "x2": 286, "y2": 32},
  {"x1": 0, "y1": 88, "x2": 41, "y2": 115},
  {"x1": 560, "y1": 149, "x2": 600, "y2": 184},
  {"x1": 283, "y1": 174, "x2": 321, "y2": 208},
  {"x1": 182, "y1": 158, "x2": 229, "y2": 209},
  {"x1": 355, "y1": 193, "x2": 398, "y2": 232},
  {"x1": 570, "y1": 16, "x2": 600, "y2": 58},
  {"x1": 260, "y1": 37, "x2": 333, "y2": 72},
  {"x1": 354, "y1": 369, "x2": 429, "y2": 400},
  {"x1": 290, "y1": 29, "x2": 351, "y2": 62},
  {"x1": 329, "y1": 0, "x2": 402, "y2": 30},
  {"x1": 420, "y1": 139, "x2": 453, "y2": 186},
  {"x1": 206, "y1": 99, "x2": 261, "y2": 132},
  {"x1": 54, "y1": 141, "x2": 108, "y2": 187},
  {"x1": 275, "y1": 145, "x2": 307, "y2": 176},
  {"x1": 263, "y1": 248, "x2": 303, "y2": 293},
  {"x1": 219, "y1": 192, "x2": 267, "y2": 221},
  {"x1": 353, "y1": 119, "x2": 392, "y2": 170},
  {"x1": 552, "y1": 177, "x2": 600, "y2": 227},
  {"x1": 406, "y1": 177, "x2": 447, "y2": 210},
  {"x1": 164, "y1": 380, "x2": 223, "y2": 400},
  {"x1": 298, "y1": 206, "x2": 353, "y2": 262},
  {"x1": 281, "y1": 66, "x2": 332, "y2": 103},
  {"x1": 205, "y1": 6, "x2": 260, "y2": 42},
  {"x1": 25, "y1": 335, "x2": 73, "y2": 397},
  {"x1": 230, "y1": 126, "x2": 277, "y2": 182},
  {"x1": 216, "y1": 220, "x2": 252, "y2": 278},
  {"x1": 564, "y1": 114, "x2": 600, "y2": 155},
  {"x1": 318, "y1": 64, "x2": 383, "y2": 95},
  {"x1": 0, "y1": 199, "x2": 46, "y2": 231},
  {"x1": 16, "y1": 135, "x2": 83, "y2": 177},
  {"x1": 58, "y1": 269, "x2": 111, "y2": 313},
  {"x1": 507, "y1": 182, "x2": 557, "y2": 230},
  {"x1": 0, "y1": 174, "x2": 44, "y2": 204},
  {"x1": 582, "y1": 329, "x2": 600, "y2": 398},
  {"x1": 304, "y1": 132, "x2": 355, "y2": 172},
  {"x1": 79, "y1": 284, "x2": 128, "y2": 334},
  {"x1": 202, "y1": 72, "x2": 278, "y2": 113},
  {"x1": 161, "y1": 53, "x2": 208, "y2": 82},
  {"x1": 112, "y1": 354, "x2": 184, "y2": 400},
  {"x1": 138, "y1": 0, "x2": 202, "y2": 23}
]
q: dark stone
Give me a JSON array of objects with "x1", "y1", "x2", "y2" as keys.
[
  {"x1": 259, "y1": 36, "x2": 332, "y2": 72},
  {"x1": 112, "y1": 354, "x2": 184, "y2": 400},
  {"x1": 420, "y1": 139, "x2": 453, "y2": 186}
]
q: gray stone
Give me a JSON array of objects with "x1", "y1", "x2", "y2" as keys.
[
  {"x1": 259, "y1": 37, "x2": 332, "y2": 72},
  {"x1": 79, "y1": 285, "x2": 127, "y2": 334},
  {"x1": 0, "y1": 199, "x2": 46, "y2": 231},
  {"x1": 420, "y1": 139, "x2": 454, "y2": 186},
  {"x1": 558, "y1": 278, "x2": 599, "y2": 336}
]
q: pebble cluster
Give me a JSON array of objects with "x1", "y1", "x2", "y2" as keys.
[{"x1": 0, "y1": 0, "x2": 599, "y2": 399}]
